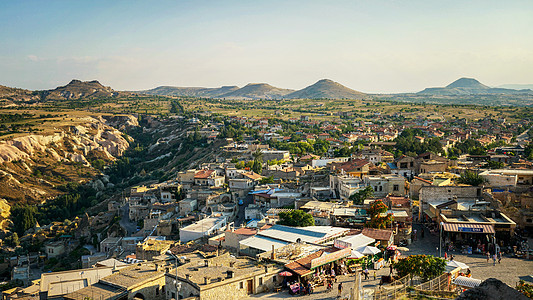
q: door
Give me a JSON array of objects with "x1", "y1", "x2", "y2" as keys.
[{"x1": 247, "y1": 279, "x2": 254, "y2": 294}]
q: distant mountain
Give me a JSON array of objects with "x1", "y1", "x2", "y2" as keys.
[
  {"x1": 0, "y1": 85, "x2": 33, "y2": 98},
  {"x1": 220, "y1": 83, "x2": 294, "y2": 99},
  {"x1": 43, "y1": 79, "x2": 125, "y2": 100},
  {"x1": 497, "y1": 84, "x2": 533, "y2": 90},
  {"x1": 418, "y1": 77, "x2": 532, "y2": 95},
  {"x1": 143, "y1": 86, "x2": 239, "y2": 98},
  {"x1": 140, "y1": 79, "x2": 367, "y2": 100},
  {"x1": 284, "y1": 79, "x2": 366, "y2": 99}
]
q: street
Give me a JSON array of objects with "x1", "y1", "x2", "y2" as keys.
[
  {"x1": 119, "y1": 203, "x2": 137, "y2": 236},
  {"x1": 235, "y1": 194, "x2": 254, "y2": 227}
]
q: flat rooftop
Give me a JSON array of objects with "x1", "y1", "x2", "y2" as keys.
[
  {"x1": 181, "y1": 216, "x2": 226, "y2": 233},
  {"x1": 101, "y1": 263, "x2": 164, "y2": 288}
]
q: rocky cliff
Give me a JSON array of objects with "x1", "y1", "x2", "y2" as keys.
[{"x1": 0, "y1": 114, "x2": 138, "y2": 224}]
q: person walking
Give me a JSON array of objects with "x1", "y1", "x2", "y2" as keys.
[
  {"x1": 373, "y1": 271, "x2": 377, "y2": 281},
  {"x1": 363, "y1": 268, "x2": 369, "y2": 280},
  {"x1": 486, "y1": 252, "x2": 490, "y2": 263},
  {"x1": 307, "y1": 282, "x2": 313, "y2": 295},
  {"x1": 337, "y1": 282, "x2": 343, "y2": 297},
  {"x1": 498, "y1": 252, "x2": 502, "y2": 264},
  {"x1": 492, "y1": 254, "x2": 497, "y2": 266},
  {"x1": 389, "y1": 264, "x2": 394, "y2": 275},
  {"x1": 444, "y1": 252, "x2": 447, "y2": 260}
]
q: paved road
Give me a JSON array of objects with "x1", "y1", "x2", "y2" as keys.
[
  {"x1": 119, "y1": 203, "x2": 137, "y2": 236},
  {"x1": 235, "y1": 194, "x2": 253, "y2": 227}
]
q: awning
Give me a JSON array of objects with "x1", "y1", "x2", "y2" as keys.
[
  {"x1": 424, "y1": 209, "x2": 436, "y2": 219},
  {"x1": 453, "y1": 276, "x2": 482, "y2": 288},
  {"x1": 442, "y1": 223, "x2": 495, "y2": 234}
]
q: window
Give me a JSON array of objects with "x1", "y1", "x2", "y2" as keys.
[
  {"x1": 393, "y1": 184, "x2": 399, "y2": 191},
  {"x1": 259, "y1": 277, "x2": 263, "y2": 285},
  {"x1": 273, "y1": 276, "x2": 277, "y2": 282},
  {"x1": 240, "y1": 282, "x2": 244, "y2": 289},
  {"x1": 171, "y1": 292, "x2": 176, "y2": 299},
  {"x1": 379, "y1": 186, "x2": 383, "y2": 191},
  {"x1": 156, "y1": 287, "x2": 159, "y2": 295}
]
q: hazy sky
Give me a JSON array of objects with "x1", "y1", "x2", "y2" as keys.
[{"x1": 1, "y1": 0, "x2": 532, "y2": 93}]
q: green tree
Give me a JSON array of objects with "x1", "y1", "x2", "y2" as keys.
[
  {"x1": 11, "y1": 205, "x2": 37, "y2": 235},
  {"x1": 350, "y1": 186, "x2": 374, "y2": 205},
  {"x1": 235, "y1": 161, "x2": 245, "y2": 169},
  {"x1": 5, "y1": 232, "x2": 20, "y2": 247},
  {"x1": 525, "y1": 142, "x2": 533, "y2": 160},
  {"x1": 251, "y1": 150, "x2": 263, "y2": 174},
  {"x1": 487, "y1": 161, "x2": 504, "y2": 169},
  {"x1": 394, "y1": 255, "x2": 446, "y2": 281},
  {"x1": 457, "y1": 170, "x2": 486, "y2": 186},
  {"x1": 252, "y1": 158, "x2": 263, "y2": 174},
  {"x1": 278, "y1": 210, "x2": 315, "y2": 227},
  {"x1": 260, "y1": 176, "x2": 275, "y2": 184}
]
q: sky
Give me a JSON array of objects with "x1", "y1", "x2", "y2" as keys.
[{"x1": 1, "y1": 0, "x2": 532, "y2": 93}]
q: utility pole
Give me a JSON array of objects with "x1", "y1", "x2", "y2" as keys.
[{"x1": 439, "y1": 222, "x2": 443, "y2": 257}]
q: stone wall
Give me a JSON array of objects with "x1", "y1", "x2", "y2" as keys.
[
  {"x1": 128, "y1": 273, "x2": 166, "y2": 300},
  {"x1": 420, "y1": 186, "x2": 481, "y2": 204}
]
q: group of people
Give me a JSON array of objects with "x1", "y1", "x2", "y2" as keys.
[
  {"x1": 287, "y1": 281, "x2": 313, "y2": 296},
  {"x1": 486, "y1": 251, "x2": 502, "y2": 265},
  {"x1": 444, "y1": 252, "x2": 455, "y2": 261}
]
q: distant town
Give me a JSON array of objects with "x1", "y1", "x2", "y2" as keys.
[{"x1": 1, "y1": 90, "x2": 532, "y2": 300}]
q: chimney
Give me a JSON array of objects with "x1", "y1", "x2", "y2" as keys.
[
  {"x1": 264, "y1": 265, "x2": 270, "y2": 273},
  {"x1": 226, "y1": 270, "x2": 234, "y2": 278},
  {"x1": 229, "y1": 261, "x2": 235, "y2": 268},
  {"x1": 204, "y1": 277, "x2": 210, "y2": 285},
  {"x1": 185, "y1": 274, "x2": 191, "y2": 280},
  {"x1": 155, "y1": 263, "x2": 159, "y2": 271},
  {"x1": 271, "y1": 245, "x2": 276, "y2": 260},
  {"x1": 204, "y1": 260, "x2": 210, "y2": 267}
]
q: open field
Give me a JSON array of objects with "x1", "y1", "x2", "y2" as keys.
[{"x1": 180, "y1": 97, "x2": 532, "y2": 123}]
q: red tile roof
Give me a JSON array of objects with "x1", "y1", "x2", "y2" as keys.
[
  {"x1": 414, "y1": 176, "x2": 433, "y2": 185},
  {"x1": 284, "y1": 250, "x2": 323, "y2": 277},
  {"x1": 362, "y1": 228, "x2": 393, "y2": 241},
  {"x1": 228, "y1": 227, "x2": 257, "y2": 236},
  {"x1": 194, "y1": 169, "x2": 215, "y2": 179}
]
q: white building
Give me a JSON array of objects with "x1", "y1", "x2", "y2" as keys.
[{"x1": 179, "y1": 216, "x2": 228, "y2": 243}]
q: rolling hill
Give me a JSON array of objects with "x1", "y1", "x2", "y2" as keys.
[
  {"x1": 219, "y1": 83, "x2": 294, "y2": 99},
  {"x1": 0, "y1": 85, "x2": 37, "y2": 103},
  {"x1": 140, "y1": 79, "x2": 367, "y2": 100},
  {"x1": 143, "y1": 85, "x2": 239, "y2": 98},
  {"x1": 418, "y1": 78, "x2": 532, "y2": 95},
  {"x1": 283, "y1": 79, "x2": 366, "y2": 99},
  {"x1": 42, "y1": 79, "x2": 126, "y2": 100}
]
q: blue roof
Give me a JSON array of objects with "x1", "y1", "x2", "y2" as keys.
[
  {"x1": 249, "y1": 188, "x2": 283, "y2": 195},
  {"x1": 387, "y1": 163, "x2": 398, "y2": 169}
]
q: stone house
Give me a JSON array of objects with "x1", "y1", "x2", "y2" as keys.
[
  {"x1": 363, "y1": 174, "x2": 406, "y2": 198},
  {"x1": 136, "y1": 239, "x2": 177, "y2": 261},
  {"x1": 100, "y1": 237, "x2": 123, "y2": 257},
  {"x1": 63, "y1": 263, "x2": 166, "y2": 300},
  {"x1": 394, "y1": 155, "x2": 416, "y2": 178},
  {"x1": 410, "y1": 176, "x2": 433, "y2": 199},
  {"x1": 44, "y1": 241, "x2": 65, "y2": 259},
  {"x1": 165, "y1": 253, "x2": 282, "y2": 300}
]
